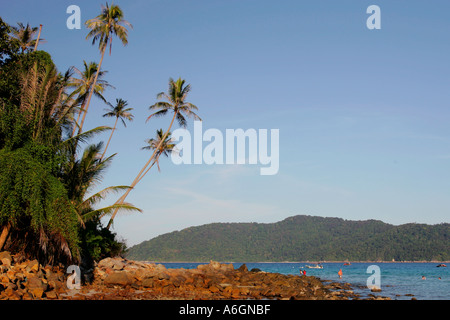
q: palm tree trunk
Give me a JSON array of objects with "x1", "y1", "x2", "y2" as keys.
[
  {"x1": 33, "y1": 24, "x2": 43, "y2": 51},
  {"x1": 100, "y1": 116, "x2": 118, "y2": 160},
  {"x1": 106, "y1": 111, "x2": 178, "y2": 229},
  {"x1": 72, "y1": 101, "x2": 86, "y2": 137},
  {"x1": 137, "y1": 160, "x2": 157, "y2": 183},
  {"x1": 0, "y1": 223, "x2": 11, "y2": 251},
  {"x1": 78, "y1": 46, "x2": 106, "y2": 135}
]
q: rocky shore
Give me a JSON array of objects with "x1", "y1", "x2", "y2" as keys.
[{"x1": 0, "y1": 251, "x2": 391, "y2": 300}]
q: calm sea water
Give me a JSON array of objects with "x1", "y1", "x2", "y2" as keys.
[{"x1": 160, "y1": 262, "x2": 450, "y2": 300}]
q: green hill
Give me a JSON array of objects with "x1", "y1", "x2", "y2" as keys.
[{"x1": 126, "y1": 215, "x2": 450, "y2": 262}]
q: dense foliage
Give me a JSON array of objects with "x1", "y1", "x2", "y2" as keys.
[
  {"x1": 0, "y1": 148, "x2": 79, "y2": 264},
  {"x1": 0, "y1": 15, "x2": 134, "y2": 265},
  {"x1": 126, "y1": 215, "x2": 450, "y2": 262},
  {"x1": 0, "y1": 45, "x2": 81, "y2": 264}
]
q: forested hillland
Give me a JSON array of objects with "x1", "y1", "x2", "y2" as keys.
[{"x1": 126, "y1": 215, "x2": 450, "y2": 262}]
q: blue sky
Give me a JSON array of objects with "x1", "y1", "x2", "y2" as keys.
[{"x1": 2, "y1": 0, "x2": 450, "y2": 246}]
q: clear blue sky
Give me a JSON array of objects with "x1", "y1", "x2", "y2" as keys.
[{"x1": 2, "y1": 0, "x2": 450, "y2": 246}]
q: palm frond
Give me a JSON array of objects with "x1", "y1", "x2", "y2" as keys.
[
  {"x1": 146, "y1": 108, "x2": 168, "y2": 122},
  {"x1": 176, "y1": 112, "x2": 187, "y2": 128},
  {"x1": 91, "y1": 202, "x2": 142, "y2": 221},
  {"x1": 82, "y1": 185, "x2": 131, "y2": 208},
  {"x1": 64, "y1": 125, "x2": 111, "y2": 144}
]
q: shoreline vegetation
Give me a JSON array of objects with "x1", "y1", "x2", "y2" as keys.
[
  {"x1": 0, "y1": 4, "x2": 200, "y2": 273},
  {"x1": 0, "y1": 252, "x2": 394, "y2": 300}
]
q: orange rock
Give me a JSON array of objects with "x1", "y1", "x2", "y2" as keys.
[
  {"x1": 45, "y1": 290, "x2": 58, "y2": 299},
  {"x1": 31, "y1": 288, "x2": 44, "y2": 299},
  {"x1": 209, "y1": 285, "x2": 220, "y2": 293},
  {"x1": 0, "y1": 274, "x2": 9, "y2": 283},
  {"x1": 231, "y1": 288, "x2": 241, "y2": 299}
]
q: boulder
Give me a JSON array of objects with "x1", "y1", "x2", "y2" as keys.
[
  {"x1": 154, "y1": 264, "x2": 167, "y2": 272},
  {"x1": 45, "y1": 290, "x2": 58, "y2": 299},
  {"x1": 132, "y1": 267, "x2": 152, "y2": 281},
  {"x1": 31, "y1": 288, "x2": 45, "y2": 299},
  {"x1": 26, "y1": 259, "x2": 40, "y2": 273},
  {"x1": 26, "y1": 276, "x2": 48, "y2": 292},
  {"x1": 25, "y1": 276, "x2": 48, "y2": 299},
  {"x1": 104, "y1": 271, "x2": 132, "y2": 286},
  {"x1": 209, "y1": 284, "x2": 221, "y2": 293},
  {"x1": 98, "y1": 257, "x2": 126, "y2": 270},
  {"x1": 237, "y1": 264, "x2": 248, "y2": 272},
  {"x1": 154, "y1": 271, "x2": 170, "y2": 280},
  {"x1": 197, "y1": 261, "x2": 234, "y2": 273},
  {"x1": 0, "y1": 251, "x2": 12, "y2": 267},
  {"x1": 141, "y1": 278, "x2": 154, "y2": 288}
]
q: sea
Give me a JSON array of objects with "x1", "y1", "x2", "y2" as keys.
[{"x1": 160, "y1": 262, "x2": 449, "y2": 300}]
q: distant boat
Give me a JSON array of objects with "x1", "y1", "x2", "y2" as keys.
[
  {"x1": 343, "y1": 262, "x2": 351, "y2": 266},
  {"x1": 436, "y1": 264, "x2": 447, "y2": 268},
  {"x1": 305, "y1": 264, "x2": 323, "y2": 269}
]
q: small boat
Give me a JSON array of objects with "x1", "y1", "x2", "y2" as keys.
[
  {"x1": 343, "y1": 261, "x2": 351, "y2": 266},
  {"x1": 305, "y1": 264, "x2": 323, "y2": 269},
  {"x1": 436, "y1": 264, "x2": 447, "y2": 268}
]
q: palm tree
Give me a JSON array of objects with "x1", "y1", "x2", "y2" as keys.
[
  {"x1": 100, "y1": 98, "x2": 133, "y2": 160},
  {"x1": 140, "y1": 129, "x2": 176, "y2": 175},
  {"x1": 18, "y1": 56, "x2": 78, "y2": 145},
  {"x1": 82, "y1": 2, "x2": 132, "y2": 134},
  {"x1": 106, "y1": 77, "x2": 200, "y2": 229},
  {"x1": 68, "y1": 61, "x2": 113, "y2": 136},
  {"x1": 10, "y1": 22, "x2": 45, "y2": 53}
]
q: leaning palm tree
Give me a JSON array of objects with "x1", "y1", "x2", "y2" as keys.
[
  {"x1": 82, "y1": 2, "x2": 132, "y2": 134},
  {"x1": 100, "y1": 98, "x2": 133, "y2": 160},
  {"x1": 68, "y1": 61, "x2": 113, "y2": 136},
  {"x1": 10, "y1": 22, "x2": 45, "y2": 53},
  {"x1": 140, "y1": 129, "x2": 176, "y2": 175},
  {"x1": 106, "y1": 77, "x2": 200, "y2": 229}
]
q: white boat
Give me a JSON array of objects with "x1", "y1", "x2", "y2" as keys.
[{"x1": 305, "y1": 264, "x2": 323, "y2": 269}]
